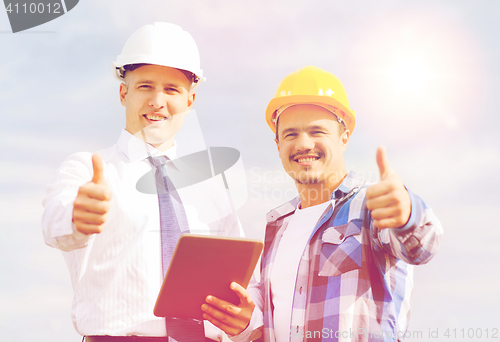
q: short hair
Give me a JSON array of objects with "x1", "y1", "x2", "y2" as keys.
[
  {"x1": 122, "y1": 63, "x2": 196, "y2": 85},
  {"x1": 274, "y1": 111, "x2": 347, "y2": 141}
]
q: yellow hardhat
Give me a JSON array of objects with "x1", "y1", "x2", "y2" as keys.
[{"x1": 265, "y1": 65, "x2": 356, "y2": 134}]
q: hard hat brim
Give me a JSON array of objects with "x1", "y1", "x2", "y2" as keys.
[
  {"x1": 265, "y1": 95, "x2": 356, "y2": 134},
  {"x1": 112, "y1": 61, "x2": 206, "y2": 84}
]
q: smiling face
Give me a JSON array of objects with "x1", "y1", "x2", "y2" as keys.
[
  {"x1": 119, "y1": 64, "x2": 195, "y2": 150},
  {"x1": 275, "y1": 104, "x2": 350, "y2": 191}
]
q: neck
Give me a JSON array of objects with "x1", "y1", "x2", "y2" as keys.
[
  {"x1": 296, "y1": 170, "x2": 347, "y2": 209},
  {"x1": 151, "y1": 139, "x2": 174, "y2": 151},
  {"x1": 128, "y1": 128, "x2": 175, "y2": 152}
]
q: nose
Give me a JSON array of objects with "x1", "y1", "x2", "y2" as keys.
[
  {"x1": 148, "y1": 91, "x2": 166, "y2": 110},
  {"x1": 295, "y1": 132, "x2": 315, "y2": 152}
]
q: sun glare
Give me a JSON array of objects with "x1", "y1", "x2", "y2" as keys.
[
  {"x1": 389, "y1": 56, "x2": 432, "y2": 95},
  {"x1": 346, "y1": 8, "x2": 485, "y2": 139}
]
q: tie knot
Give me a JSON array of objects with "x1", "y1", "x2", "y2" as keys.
[{"x1": 148, "y1": 155, "x2": 169, "y2": 168}]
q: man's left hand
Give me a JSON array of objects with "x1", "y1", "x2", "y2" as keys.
[{"x1": 366, "y1": 146, "x2": 411, "y2": 229}]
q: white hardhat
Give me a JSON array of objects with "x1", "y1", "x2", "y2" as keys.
[{"x1": 112, "y1": 22, "x2": 205, "y2": 84}]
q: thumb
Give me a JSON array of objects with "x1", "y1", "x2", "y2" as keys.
[
  {"x1": 376, "y1": 145, "x2": 392, "y2": 180},
  {"x1": 230, "y1": 282, "x2": 252, "y2": 306},
  {"x1": 91, "y1": 153, "x2": 106, "y2": 185}
]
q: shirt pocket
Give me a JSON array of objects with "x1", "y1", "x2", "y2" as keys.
[{"x1": 318, "y1": 220, "x2": 363, "y2": 277}]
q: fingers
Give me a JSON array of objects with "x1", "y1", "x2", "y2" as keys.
[
  {"x1": 202, "y1": 298, "x2": 237, "y2": 322},
  {"x1": 91, "y1": 153, "x2": 106, "y2": 185},
  {"x1": 370, "y1": 206, "x2": 407, "y2": 228},
  {"x1": 366, "y1": 185, "x2": 401, "y2": 208},
  {"x1": 376, "y1": 145, "x2": 392, "y2": 180},
  {"x1": 204, "y1": 295, "x2": 240, "y2": 316},
  {"x1": 366, "y1": 179, "x2": 410, "y2": 228},
  {"x1": 73, "y1": 221, "x2": 106, "y2": 235},
  {"x1": 365, "y1": 178, "x2": 395, "y2": 199},
  {"x1": 78, "y1": 182, "x2": 112, "y2": 201},
  {"x1": 371, "y1": 216, "x2": 407, "y2": 229},
  {"x1": 201, "y1": 299, "x2": 250, "y2": 336},
  {"x1": 73, "y1": 193, "x2": 111, "y2": 216},
  {"x1": 230, "y1": 282, "x2": 253, "y2": 306},
  {"x1": 201, "y1": 284, "x2": 255, "y2": 336},
  {"x1": 370, "y1": 207, "x2": 401, "y2": 221},
  {"x1": 202, "y1": 310, "x2": 242, "y2": 337},
  {"x1": 73, "y1": 194, "x2": 110, "y2": 235}
]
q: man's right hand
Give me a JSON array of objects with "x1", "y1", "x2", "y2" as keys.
[
  {"x1": 201, "y1": 282, "x2": 255, "y2": 336},
  {"x1": 72, "y1": 153, "x2": 112, "y2": 235}
]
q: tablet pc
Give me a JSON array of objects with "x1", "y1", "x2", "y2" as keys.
[{"x1": 153, "y1": 234, "x2": 263, "y2": 319}]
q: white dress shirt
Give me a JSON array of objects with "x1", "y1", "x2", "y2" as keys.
[{"x1": 42, "y1": 130, "x2": 244, "y2": 338}]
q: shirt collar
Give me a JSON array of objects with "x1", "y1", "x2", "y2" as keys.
[
  {"x1": 332, "y1": 171, "x2": 366, "y2": 200},
  {"x1": 117, "y1": 130, "x2": 178, "y2": 163},
  {"x1": 266, "y1": 171, "x2": 366, "y2": 222}
]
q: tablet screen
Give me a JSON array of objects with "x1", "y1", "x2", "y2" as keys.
[{"x1": 154, "y1": 234, "x2": 263, "y2": 319}]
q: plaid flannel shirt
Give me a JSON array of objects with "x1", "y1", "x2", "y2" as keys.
[{"x1": 259, "y1": 171, "x2": 443, "y2": 342}]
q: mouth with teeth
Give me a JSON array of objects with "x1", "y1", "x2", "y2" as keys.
[
  {"x1": 144, "y1": 114, "x2": 167, "y2": 122},
  {"x1": 292, "y1": 153, "x2": 322, "y2": 165}
]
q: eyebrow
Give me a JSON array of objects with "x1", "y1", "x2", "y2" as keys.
[
  {"x1": 281, "y1": 124, "x2": 328, "y2": 135},
  {"x1": 135, "y1": 80, "x2": 184, "y2": 88},
  {"x1": 308, "y1": 125, "x2": 328, "y2": 131},
  {"x1": 280, "y1": 127, "x2": 298, "y2": 136},
  {"x1": 135, "y1": 80, "x2": 154, "y2": 85}
]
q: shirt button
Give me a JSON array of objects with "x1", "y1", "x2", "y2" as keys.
[
  {"x1": 339, "y1": 234, "x2": 344, "y2": 240},
  {"x1": 299, "y1": 286, "x2": 303, "y2": 294}
]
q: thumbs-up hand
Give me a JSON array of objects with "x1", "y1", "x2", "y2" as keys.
[
  {"x1": 72, "y1": 153, "x2": 112, "y2": 235},
  {"x1": 366, "y1": 146, "x2": 411, "y2": 229}
]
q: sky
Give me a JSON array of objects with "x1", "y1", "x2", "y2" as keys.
[{"x1": 1, "y1": 0, "x2": 499, "y2": 341}]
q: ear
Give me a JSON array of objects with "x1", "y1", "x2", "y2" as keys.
[
  {"x1": 119, "y1": 83, "x2": 127, "y2": 107},
  {"x1": 187, "y1": 92, "x2": 196, "y2": 110},
  {"x1": 341, "y1": 129, "x2": 350, "y2": 151},
  {"x1": 275, "y1": 137, "x2": 280, "y2": 153}
]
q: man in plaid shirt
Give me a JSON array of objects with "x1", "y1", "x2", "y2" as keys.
[{"x1": 202, "y1": 66, "x2": 443, "y2": 342}]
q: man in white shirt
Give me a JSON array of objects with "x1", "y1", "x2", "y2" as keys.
[{"x1": 42, "y1": 22, "x2": 243, "y2": 341}]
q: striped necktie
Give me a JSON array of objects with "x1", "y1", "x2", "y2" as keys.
[
  {"x1": 148, "y1": 155, "x2": 187, "y2": 276},
  {"x1": 148, "y1": 156, "x2": 206, "y2": 342}
]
